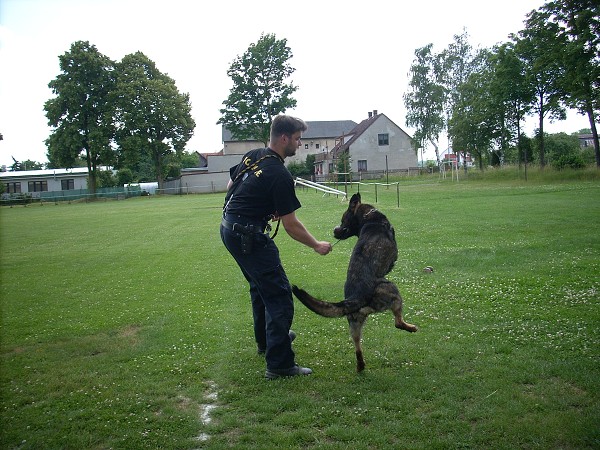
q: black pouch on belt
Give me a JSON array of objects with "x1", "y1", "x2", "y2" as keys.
[{"x1": 233, "y1": 223, "x2": 255, "y2": 255}]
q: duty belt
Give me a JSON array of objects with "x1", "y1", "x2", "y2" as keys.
[{"x1": 221, "y1": 218, "x2": 271, "y2": 235}]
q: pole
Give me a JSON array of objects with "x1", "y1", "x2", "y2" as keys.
[{"x1": 386, "y1": 155, "x2": 389, "y2": 186}]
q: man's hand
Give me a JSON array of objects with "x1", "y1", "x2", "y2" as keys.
[{"x1": 314, "y1": 241, "x2": 332, "y2": 255}]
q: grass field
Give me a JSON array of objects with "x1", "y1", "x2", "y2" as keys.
[{"x1": 1, "y1": 173, "x2": 599, "y2": 449}]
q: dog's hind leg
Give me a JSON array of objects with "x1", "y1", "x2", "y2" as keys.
[
  {"x1": 391, "y1": 296, "x2": 418, "y2": 332},
  {"x1": 348, "y1": 313, "x2": 368, "y2": 372},
  {"x1": 374, "y1": 281, "x2": 418, "y2": 332}
]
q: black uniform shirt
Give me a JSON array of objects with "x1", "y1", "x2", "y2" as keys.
[{"x1": 224, "y1": 148, "x2": 301, "y2": 221}]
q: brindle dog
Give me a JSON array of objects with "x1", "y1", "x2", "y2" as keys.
[{"x1": 292, "y1": 192, "x2": 417, "y2": 372}]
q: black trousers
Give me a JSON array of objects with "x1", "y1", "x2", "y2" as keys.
[{"x1": 220, "y1": 215, "x2": 295, "y2": 371}]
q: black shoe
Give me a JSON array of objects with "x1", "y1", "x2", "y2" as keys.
[
  {"x1": 265, "y1": 364, "x2": 313, "y2": 380},
  {"x1": 257, "y1": 330, "x2": 296, "y2": 355}
]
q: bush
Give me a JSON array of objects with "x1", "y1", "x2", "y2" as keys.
[
  {"x1": 287, "y1": 161, "x2": 310, "y2": 177},
  {"x1": 552, "y1": 153, "x2": 587, "y2": 170}
]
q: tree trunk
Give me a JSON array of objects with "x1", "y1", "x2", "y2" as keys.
[
  {"x1": 430, "y1": 140, "x2": 440, "y2": 166},
  {"x1": 85, "y1": 146, "x2": 97, "y2": 195},
  {"x1": 587, "y1": 107, "x2": 600, "y2": 168},
  {"x1": 538, "y1": 98, "x2": 546, "y2": 168}
]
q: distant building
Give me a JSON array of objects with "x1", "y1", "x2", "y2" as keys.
[
  {"x1": 315, "y1": 111, "x2": 416, "y2": 179},
  {"x1": 578, "y1": 134, "x2": 594, "y2": 148},
  {"x1": 440, "y1": 148, "x2": 473, "y2": 168},
  {"x1": 164, "y1": 111, "x2": 416, "y2": 193},
  {"x1": 1, "y1": 167, "x2": 91, "y2": 197},
  {"x1": 222, "y1": 119, "x2": 358, "y2": 166}
]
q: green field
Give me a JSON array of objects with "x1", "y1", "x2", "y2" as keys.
[{"x1": 1, "y1": 175, "x2": 599, "y2": 449}]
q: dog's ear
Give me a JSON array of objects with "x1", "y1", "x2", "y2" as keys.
[{"x1": 349, "y1": 193, "x2": 361, "y2": 213}]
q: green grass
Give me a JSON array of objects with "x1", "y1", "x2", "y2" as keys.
[{"x1": 1, "y1": 176, "x2": 599, "y2": 449}]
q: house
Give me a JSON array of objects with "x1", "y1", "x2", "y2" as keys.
[
  {"x1": 222, "y1": 119, "x2": 358, "y2": 165},
  {"x1": 1, "y1": 167, "x2": 92, "y2": 198},
  {"x1": 579, "y1": 133, "x2": 594, "y2": 149},
  {"x1": 163, "y1": 111, "x2": 415, "y2": 193},
  {"x1": 198, "y1": 150, "x2": 223, "y2": 168},
  {"x1": 315, "y1": 111, "x2": 416, "y2": 180},
  {"x1": 440, "y1": 148, "x2": 473, "y2": 168},
  {"x1": 163, "y1": 119, "x2": 360, "y2": 193}
]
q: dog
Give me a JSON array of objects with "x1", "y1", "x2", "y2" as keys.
[{"x1": 292, "y1": 192, "x2": 417, "y2": 372}]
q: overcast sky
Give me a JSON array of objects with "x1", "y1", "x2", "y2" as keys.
[{"x1": 0, "y1": 0, "x2": 591, "y2": 168}]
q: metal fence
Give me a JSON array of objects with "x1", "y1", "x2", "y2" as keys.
[{"x1": 1, "y1": 186, "x2": 144, "y2": 206}]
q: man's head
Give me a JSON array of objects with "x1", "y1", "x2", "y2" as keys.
[{"x1": 270, "y1": 115, "x2": 308, "y2": 158}]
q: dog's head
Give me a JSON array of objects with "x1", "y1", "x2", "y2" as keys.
[{"x1": 333, "y1": 193, "x2": 363, "y2": 240}]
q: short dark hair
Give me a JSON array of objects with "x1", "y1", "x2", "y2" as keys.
[{"x1": 270, "y1": 115, "x2": 308, "y2": 140}]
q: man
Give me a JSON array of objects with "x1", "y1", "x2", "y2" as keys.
[{"x1": 220, "y1": 115, "x2": 332, "y2": 380}]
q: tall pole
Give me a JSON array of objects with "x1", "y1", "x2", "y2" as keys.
[{"x1": 385, "y1": 155, "x2": 389, "y2": 186}]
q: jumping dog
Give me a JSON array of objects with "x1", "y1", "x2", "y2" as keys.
[{"x1": 292, "y1": 193, "x2": 417, "y2": 372}]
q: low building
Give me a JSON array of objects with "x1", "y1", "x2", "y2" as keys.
[{"x1": 1, "y1": 167, "x2": 91, "y2": 197}]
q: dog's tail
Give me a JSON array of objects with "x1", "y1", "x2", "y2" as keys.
[{"x1": 292, "y1": 285, "x2": 362, "y2": 317}]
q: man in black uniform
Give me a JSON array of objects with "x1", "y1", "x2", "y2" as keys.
[{"x1": 220, "y1": 115, "x2": 332, "y2": 379}]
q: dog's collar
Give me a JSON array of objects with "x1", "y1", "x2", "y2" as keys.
[{"x1": 364, "y1": 208, "x2": 378, "y2": 218}]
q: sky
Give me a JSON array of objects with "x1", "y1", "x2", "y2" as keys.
[{"x1": 0, "y1": 0, "x2": 592, "y2": 168}]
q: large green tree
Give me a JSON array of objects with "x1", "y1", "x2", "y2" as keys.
[
  {"x1": 403, "y1": 44, "x2": 446, "y2": 164},
  {"x1": 448, "y1": 52, "x2": 495, "y2": 170},
  {"x1": 112, "y1": 52, "x2": 195, "y2": 189},
  {"x1": 544, "y1": 0, "x2": 600, "y2": 167},
  {"x1": 218, "y1": 33, "x2": 298, "y2": 146},
  {"x1": 439, "y1": 29, "x2": 477, "y2": 172},
  {"x1": 491, "y1": 42, "x2": 534, "y2": 168},
  {"x1": 44, "y1": 41, "x2": 115, "y2": 194},
  {"x1": 515, "y1": 9, "x2": 567, "y2": 168}
]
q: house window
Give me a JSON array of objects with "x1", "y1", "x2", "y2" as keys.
[
  {"x1": 305, "y1": 144, "x2": 309, "y2": 149},
  {"x1": 358, "y1": 160, "x2": 368, "y2": 172},
  {"x1": 328, "y1": 163, "x2": 335, "y2": 173},
  {"x1": 61, "y1": 179, "x2": 75, "y2": 190},
  {"x1": 378, "y1": 134, "x2": 389, "y2": 146},
  {"x1": 5, "y1": 182, "x2": 21, "y2": 194},
  {"x1": 315, "y1": 143, "x2": 320, "y2": 149},
  {"x1": 28, "y1": 180, "x2": 48, "y2": 192}
]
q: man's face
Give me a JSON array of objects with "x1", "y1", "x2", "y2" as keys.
[{"x1": 283, "y1": 132, "x2": 302, "y2": 157}]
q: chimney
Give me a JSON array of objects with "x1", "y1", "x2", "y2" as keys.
[
  {"x1": 373, "y1": 110, "x2": 378, "y2": 116},
  {"x1": 368, "y1": 112, "x2": 372, "y2": 118}
]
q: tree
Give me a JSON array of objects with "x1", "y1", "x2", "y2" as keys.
[
  {"x1": 218, "y1": 33, "x2": 298, "y2": 146},
  {"x1": 305, "y1": 154, "x2": 316, "y2": 177},
  {"x1": 491, "y1": 43, "x2": 534, "y2": 169},
  {"x1": 403, "y1": 44, "x2": 446, "y2": 165},
  {"x1": 116, "y1": 167, "x2": 135, "y2": 186},
  {"x1": 449, "y1": 61, "x2": 495, "y2": 170},
  {"x1": 439, "y1": 29, "x2": 477, "y2": 172},
  {"x1": 112, "y1": 52, "x2": 195, "y2": 189},
  {"x1": 9, "y1": 158, "x2": 45, "y2": 171},
  {"x1": 544, "y1": 132, "x2": 582, "y2": 164},
  {"x1": 515, "y1": 9, "x2": 567, "y2": 168},
  {"x1": 44, "y1": 41, "x2": 116, "y2": 194},
  {"x1": 96, "y1": 169, "x2": 118, "y2": 188},
  {"x1": 180, "y1": 151, "x2": 200, "y2": 168},
  {"x1": 544, "y1": 0, "x2": 600, "y2": 167}
]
